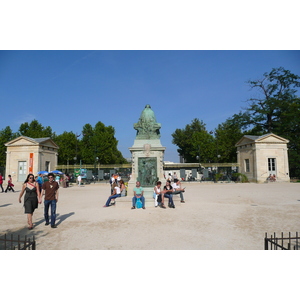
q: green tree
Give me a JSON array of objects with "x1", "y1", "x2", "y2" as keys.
[
  {"x1": 80, "y1": 122, "x2": 127, "y2": 164},
  {"x1": 53, "y1": 131, "x2": 79, "y2": 165},
  {"x1": 172, "y1": 118, "x2": 214, "y2": 163},
  {"x1": 214, "y1": 118, "x2": 244, "y2": 163},
  {"x1": 17, "y1": 119, "x2": 53, "y2": 138},
  {"x1": 232, "y1": 67, "x2": 300, "y2": 176},
  {"x1": 275, "y1": 97, "x2": 300, "y2": 177},
  {"x1": 0, "y1": 126, "x2": 17, "y2": 166},
  {"x1": 243, "y1": 67, "x2": 300, "y2": 133}
]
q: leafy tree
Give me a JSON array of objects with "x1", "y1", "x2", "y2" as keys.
[
  {"x1": 275, "y1": 97, "x2": 300, "y2": 177},
  {"x1": 53, "y1": 131, "x2": 79, "y2": 165},
  {"x1": 214, "y1": 118, "x2": 244, "y2": 163},
  {"x1": 242, "y1": 67, "x2": 300, "y2": 133},
  {"x1": 172, "y1": 118, "x2": 214, "y2": 163},
  {"x1": 231, "y1": 67, "x2": 300, "y2": 176},
  {"x1": 17, "y1": 119, "x2": 53, "y2": 138},
  {"x1": 80, "y1": 122, "x2": 127, "y2": 164},
  {"x1": 0, "y1": 126, "x2": 17, "y2": 166}
]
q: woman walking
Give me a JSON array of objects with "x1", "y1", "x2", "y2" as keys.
[{"x1": 19, "y1": 174, "x2": 41, "y2": 229}]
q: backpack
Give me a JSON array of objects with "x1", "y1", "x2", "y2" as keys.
[{"x1": 136, "y1": 198, "x2": 143, "y2": 209}]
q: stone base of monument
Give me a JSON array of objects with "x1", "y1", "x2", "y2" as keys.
[
  {"x1": 143, "y1": 187, "x2": 155, "y2": 207},
  {"x1": 127, "y1": 181, "x2": 156, "y2": 208}
]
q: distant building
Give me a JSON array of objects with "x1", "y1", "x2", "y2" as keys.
[
  {"x1": 5, "y1": 136, "x2": 59, "y2": 182},
  {"x1": 235, "y1": 133, "x2": 290, "y2": 183}
]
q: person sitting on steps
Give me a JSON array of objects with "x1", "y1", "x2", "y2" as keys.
[{"x1": 131, "y1": 181, "x2": 145, "y2": 209}]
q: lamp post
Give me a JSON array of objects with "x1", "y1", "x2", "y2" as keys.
[
  {"x1": 196, "y1": 144, "x2": 201, "y2": 181},
  {"x1": 209, "y1": 131, "x2": 219, "y2": 163},
  {"x1": 74, "y1": 156, "x2": 77, "y2": 168},
  {"x1": 95, "y1": 156, "x2": 99, "y2": 181}
]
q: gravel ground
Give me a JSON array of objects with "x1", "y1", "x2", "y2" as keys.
[{"x1": 1, "y1": 181, "x2": 299, "y2": 250}]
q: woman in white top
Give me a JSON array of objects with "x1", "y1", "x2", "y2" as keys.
[
  {"x1": 103, "y1": 184, "x2": 121, "y2": 207},
  {"x1": 153, "y1": 181, "x2": 162, "y2": 207}
]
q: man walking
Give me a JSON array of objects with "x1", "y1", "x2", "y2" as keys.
[{"x1": 40, "y1": 173, "x2": 59, "y2": 228}]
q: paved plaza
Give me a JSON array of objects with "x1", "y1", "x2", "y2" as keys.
[{"x1": 0, "y1": 181, "x2": 299, "y2": 250}]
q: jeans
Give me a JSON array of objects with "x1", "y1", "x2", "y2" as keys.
[
  {"x1": 172, "y1": 190, "x2": 184, "y2": 201},
  {"x1": 5, "y1": 185, "x2": 14, "y2": 192},
  {"x1": 44, "y1": 200, "x2": 57, "y2": 226},
  {"x1": 132, "y1": 195, "x2": 145, "y2": 207},
  {"x1": 164, "y1": 193, "x2": 174, "y2": 206},
  {"x1": 105, "y1": 194, "x2": 121, "y2": 206}
]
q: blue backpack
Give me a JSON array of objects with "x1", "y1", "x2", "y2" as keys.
[{"x1": 136, "y1": 198, "x2": 143, "y2": 209}]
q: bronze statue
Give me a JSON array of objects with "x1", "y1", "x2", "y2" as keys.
[{"x1": 134, "y1": 104, "x2": 161, "y2": 139}]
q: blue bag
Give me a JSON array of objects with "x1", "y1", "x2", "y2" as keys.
[{"x1": 136, "y1": 197, "x2": 142, "y2": 209}]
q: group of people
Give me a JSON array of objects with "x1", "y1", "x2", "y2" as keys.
[
  {"x1": 152, "y1": 178, "x2": 185, "y2": 209},
  {"x1": 103, "y1": 175, "x2": 126, "y2": 207},
  {"x1": 0, "y1": 173, "x2": 15, "y2": 193},
  {"x1": 268, "y1": 174, "x2": 276, "y2": 182},
  {"x1": 18, "y1": 172, "x2": 59, "y2": 229},
  {"x1": 103, "y1": 177, "x2": 186, "y2": 209},
  {"x1": 15, "y1": 171, "x2": 186, "y2": 229}
]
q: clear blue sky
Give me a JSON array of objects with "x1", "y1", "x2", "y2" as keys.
[{"x1": 1, "y1": 50, "x2": 299, "y2": 162}]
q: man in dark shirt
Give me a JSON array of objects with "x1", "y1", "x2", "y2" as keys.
[{"x1": 41, "y1": 173, "x2": 59, "y2": 228}]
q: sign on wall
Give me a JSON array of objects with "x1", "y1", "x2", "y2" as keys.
[{"x1": 29, "y1": 153, "x2": 34, "y2": 173}]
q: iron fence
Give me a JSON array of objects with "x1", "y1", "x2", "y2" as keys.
[
  {"x1": 0, "y1": 234, "x2": 36, "y2": 250},
  {"x1": 264, "y1": 232, "x2": 299, "y2": 250}
]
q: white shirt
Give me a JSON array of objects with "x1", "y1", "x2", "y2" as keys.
[
  {"x1": 154, "y1": 186, "x2": 161, "y2": 193},
  {"x1": 172, "y1": 183, "x2": 180, "y2": 190},
  {"x1": 114, "y1": 186, "x2": 121, "y2": 194}
]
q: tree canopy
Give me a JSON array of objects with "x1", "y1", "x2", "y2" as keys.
[
  {"x1": 0, "y1": 126, "x2": 17, "y2": 166},
  {"x1": 172, "y1": 67, "x2": 300, "y2": 176},
  {"x1": 172, "y1": 118, "x2": 215, "y2": 163},
  {"x1": 17, "y1": 119, "x2": 53, "y2": 138},
  {"x1": 0, "y1": 120, "x2": 127, "y2": 167}
]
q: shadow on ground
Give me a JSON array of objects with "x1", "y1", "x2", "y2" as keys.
[
  {"x1": 0, "y1": 204, "x2": 12, "y2": 208},
  {"x1": 56, "y1": 212, "x2": 75, "y2": 225},
  {"x1": 0, "y1": 212, "x2": 74, "y2": 250}
]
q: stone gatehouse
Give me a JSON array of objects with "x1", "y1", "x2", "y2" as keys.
[
  {"x1": 235, "y1": 133, "x2": 290, "y2": 183},
  {"x1": 5, "y1": 136, "x2": 59, "y2": 182}
]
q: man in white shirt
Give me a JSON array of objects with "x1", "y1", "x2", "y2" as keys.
[{"x1": 172, "y1": 179, "x2": 186, "y2": 203}]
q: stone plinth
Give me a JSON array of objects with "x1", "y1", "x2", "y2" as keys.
[{"x1": 128, "y1": 141, "x2": 165, "y2": 207}]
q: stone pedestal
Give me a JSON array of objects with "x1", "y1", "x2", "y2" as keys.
[{"x1": 128, "y1": 140, "x2": 165, "y2": 207}]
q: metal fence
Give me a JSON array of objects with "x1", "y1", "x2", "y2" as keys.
[
  {"x1": 0, "y1": 234, "x2": 36, "y2": 250},
  {"x1": 264, "y1": 232, "x2": 299, "y2": 250}
]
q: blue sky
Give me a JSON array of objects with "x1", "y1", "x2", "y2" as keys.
[{"x1": 1, "y1": 50, "x2": 299, "y2": 162}]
